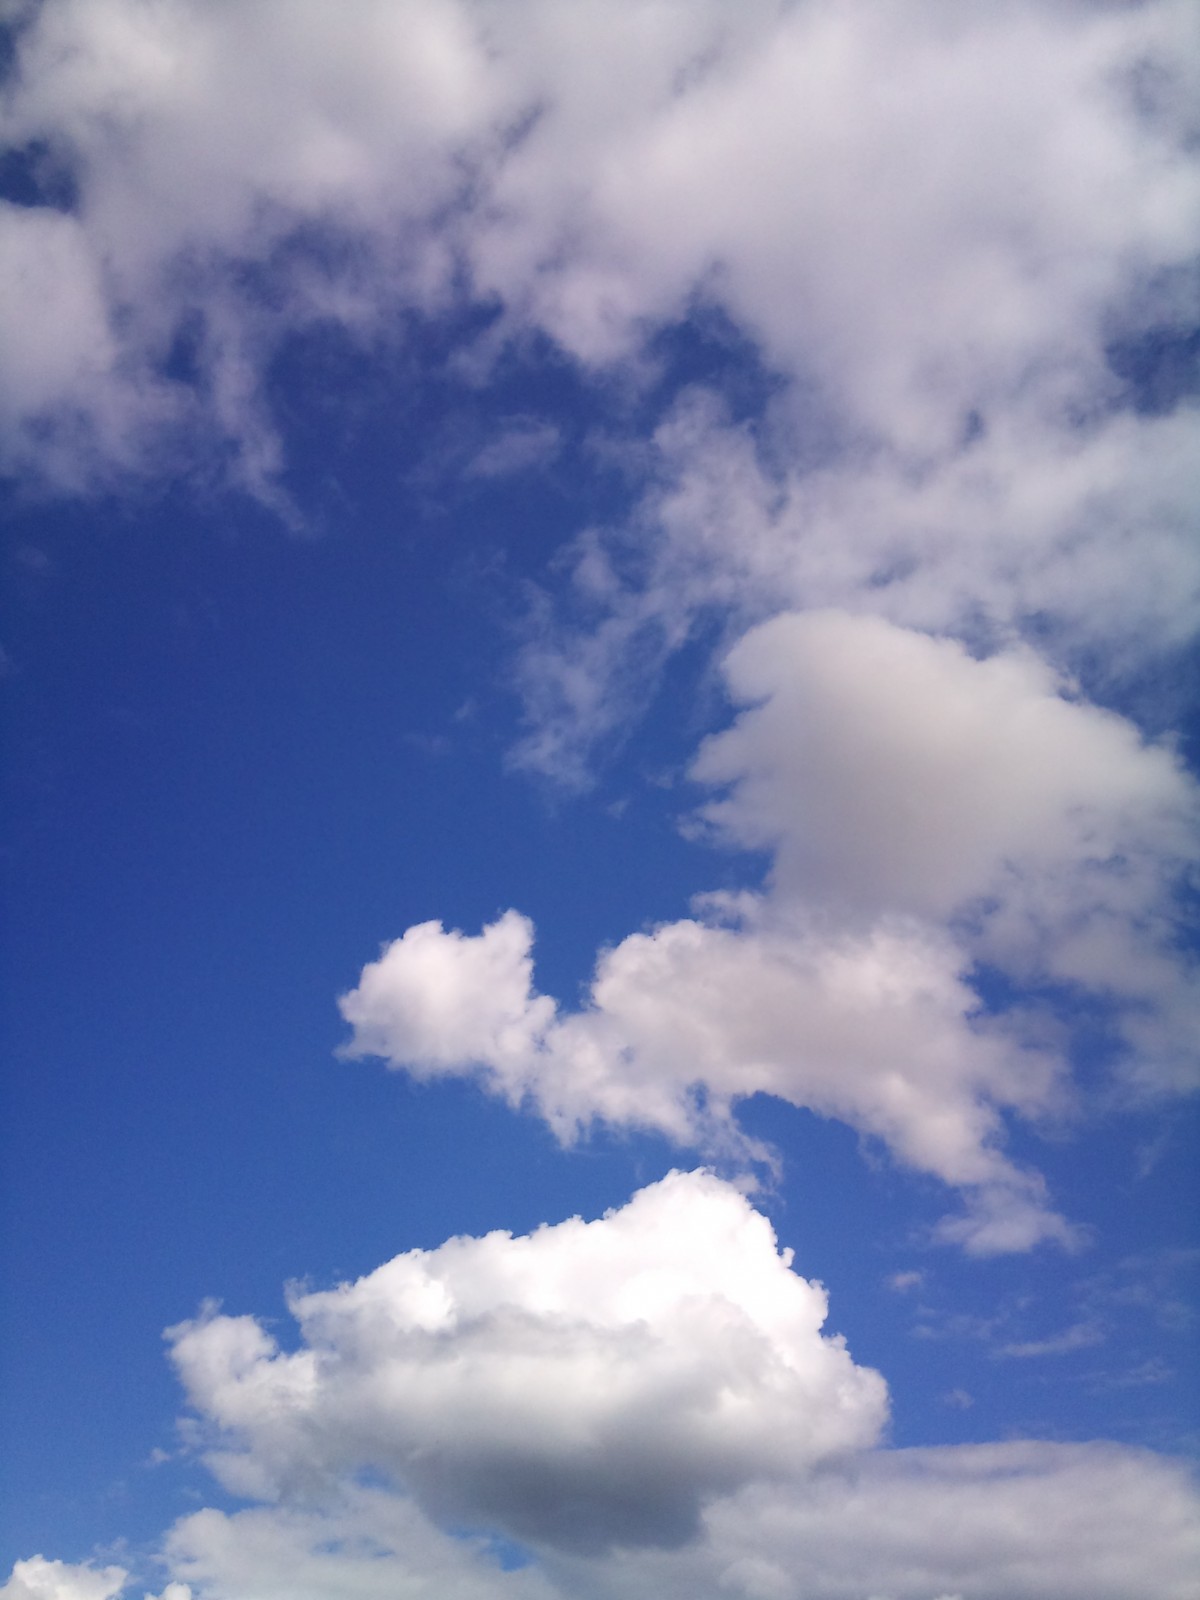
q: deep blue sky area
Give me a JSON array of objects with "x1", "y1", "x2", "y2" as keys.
[{"x1": 0, "y1": 330, "x2": 760, "y2": 1562}]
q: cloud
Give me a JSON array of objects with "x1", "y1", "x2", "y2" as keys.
[
  {"x1": 168, "y1": 1171, "x2": 886, "y2": 1551},
  {"x1": 153, "y1": 1442, "x2": 1200, "y2": 1600},
  {"x1": 888, "y1": 1271, "x2": 925, "y2": 1294},
  {"x1": 468, "y1": 417, "x2": 562, "y2": 478},
  {"x1": 692, "y1": 611, "x2": 1200, "y2": 1092},
  {"x1": 2, "y1": 1, "x2": 1195, "y2": 495},
  {"x1": 342, "y1": 609, "x2": 1198, "y2": 1249},
  {"x1": 10, "y1": 1187, "x2": 1200, "y2": 1600},
  {"x1": 693, "y1": 611, "x2": 1194, "y2": 921},
  {"x1": 569, "y1": 1441, "x2": 1200, "y2": 1600},
  {"x1": 998, "y1": 1320, "x2": 1106, "y2": 1359},
  {"x1": 163, "y1": 1492, "x2": 555, "y2": 1600},
  {"x1": 0, "y1": 1561, "x2": 128, "y2": 1600},
  {"x1": 340, "y1": 905, "x2": 1077, "y2": 1252},
  {"x1": 513, "y1": 392, "x2": 1200, "y2": 783}
]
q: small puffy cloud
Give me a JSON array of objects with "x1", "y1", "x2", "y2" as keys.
[
  {"x1": 168, "y1": 1170, "x2": 887, "y2": 1552},
  {"x1": 888, "y1": 1271, "x2": 925, "y2": 1294},
  {"x1": 338, "y1": 909, "x2": 555, "y2": 1102},
  {"x1": 0, "y1": 1559, "x2": 127, "y2": 1600}
]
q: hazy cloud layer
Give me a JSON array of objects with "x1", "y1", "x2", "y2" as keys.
[{"x1": 152, "y1": 1441, "x2": 1200, "y2": 1600}]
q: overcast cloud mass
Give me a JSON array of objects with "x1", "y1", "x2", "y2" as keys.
[{"x1": 2, "y1": 1, "x2": 1198, "y2": 1596}]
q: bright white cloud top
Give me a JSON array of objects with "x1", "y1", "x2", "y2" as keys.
[{"x1": 2, "y1": 0, "x2": 1198, "y2": 1596}]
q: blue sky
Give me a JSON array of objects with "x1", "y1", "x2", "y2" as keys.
[{"x1": 1, "y1": 4, "x2": 1199, "y2": 1598}]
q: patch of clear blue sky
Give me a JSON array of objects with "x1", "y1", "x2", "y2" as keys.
[{"x1": 2, "y1": 290, "x2": 1198, "y2": 1573}]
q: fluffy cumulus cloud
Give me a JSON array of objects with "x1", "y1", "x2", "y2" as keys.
[
  {"x1": 692, "y1": 611, "x2": 1196, "y2": 926},
  {"x1": 0, "y1": 1561, "x2": 186, "y2": 1600},
  {"x1": 168, "y1": 1171, "x2": 887, "y2": 1550},
  {"x1": 16, "y1": 1179, "x2": 1192, "y2": 1600},
  {"x1": 6, "y1": 1184, "x2": 1199, "y2": 1598}
]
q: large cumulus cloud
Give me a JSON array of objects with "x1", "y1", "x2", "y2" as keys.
[
  {"x1": 7, "y1": 1178, "x2": 1199, "y2": 1598},
  {"x1": 168, "y1": 1170, "x2": 887, "y2": 1551}
]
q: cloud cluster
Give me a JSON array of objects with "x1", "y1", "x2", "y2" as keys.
[
  {"x1": 10, "y1": 1176, "x2": 1200, "y2": 1599},
  {"x1": 0, "y1": 1561, "x2": 128, "y2": 1600},
  {"x1": 342, "y1": 610, "x2": 1198, "y2": 1249},
  {"x1": 512, "y1": 386, "x2": 1200, "y2": 784},
  {"x1": 2, "y1": 1, "x2": 1196, "y2": 493}
]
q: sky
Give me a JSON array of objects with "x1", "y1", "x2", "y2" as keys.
[{"x1": 1, "y1": 2, "x2": 1199, "y2": 1597}]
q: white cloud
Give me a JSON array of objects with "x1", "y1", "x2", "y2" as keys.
[
  {"x1": 513, "y1": 393, "x2": 1200, "y2": 782},
  {"x1": 342, "y1": 609, "x2": 1198, "y2": 1247},
  {"x1": 888, "y1": 1271, "x2": 925, "y2": 1295},
  {"x1": 0, "y1": 1560, "x2": 127, "y2": 1600},
  {"x1": 11, "y1": 1190, "x2": 1200, "y2": 1600},
  {"x1": 998, "y1": 1320, "x2": 1106, "y2": 1359},
  {"x1": 168, "y1": 1171, "x2": 887, "y2": 1552},
  {"x1": 164, "y1": 1492, "x2": 555, "y2": 1600},
  {"x1": 341, "y1": 907, "x2": 1076, "y2": 1252},
  {"x1": 562, "y1": 1441, "x2": 1200, "y2": 1600},
  {"x1": 153, "y1": 1443, "x2": 1200, "y2": 1600},
  {"x1": 2, "y1": 0, "x2": 1196, "y2": 503},
  {"x1": 692, "y1": 612, "x2": 1200, "y2": 1087},
  {"x1": 693, "y1": 610, "x2": 1193, "y2": 919}
]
